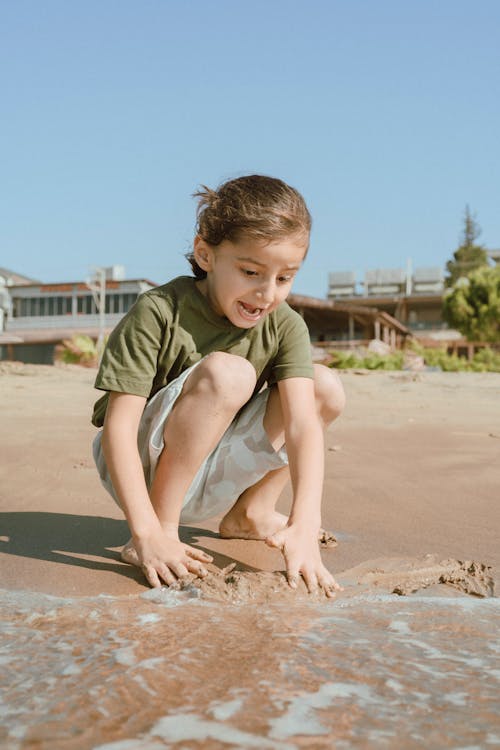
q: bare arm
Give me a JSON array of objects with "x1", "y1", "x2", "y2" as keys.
[
  {"x1": 101, "y1": 392, "x2": 157, "y2": 536},
  {"x1": 279, "y1": 377, "x2": 324, "y2": 531},
  {"x1": 101, "y1": 392, "x2": 212, "y2": 586},
  {"x1": 266, "y1": 377, "x2": 342, "y2": 597}
]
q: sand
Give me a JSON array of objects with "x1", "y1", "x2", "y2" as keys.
[
  {"x1": 1, "y1": 362, "x2": 500, "y2": 749},
  {"x1": 1, "y1": 361, "x2": 498, "y2": 598}
]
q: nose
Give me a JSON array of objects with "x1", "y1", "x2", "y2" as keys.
[{"x1": 256, "y1": 278, "x2": 275, "y2": 304}]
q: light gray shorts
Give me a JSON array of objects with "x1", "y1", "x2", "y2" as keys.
[{"x1": 92, "y1": 359, "x2": 289, "y2": 523}]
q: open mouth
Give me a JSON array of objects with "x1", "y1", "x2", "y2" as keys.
[{"x1": 237, "y1": 301, "x2": 264, "y2": 320}]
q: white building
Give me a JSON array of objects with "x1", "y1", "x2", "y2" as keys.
[{"x1": 0, "y1": 267, "x2": 156, "y2": 364}]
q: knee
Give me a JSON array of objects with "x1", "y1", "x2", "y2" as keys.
[
  {"x1": 313, "y1": 364, "x2": 346, "y2": 425},
  {"x1": 190, "y1": 352, "x2": 257, "y2": 410}
]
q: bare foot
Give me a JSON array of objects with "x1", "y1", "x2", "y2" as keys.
[
  {"x1": 121, "y1": 539, "x2": 140, "y2": 566},
  {"x1": 219, "y1": 510, "x2": 289, "y2": 541},
  {"x1": 219, "y1": 510, "x2": 337, "y2": 548}
]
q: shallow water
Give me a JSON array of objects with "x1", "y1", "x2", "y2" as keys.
[{"x1": 1, "y1": 586, "x2": 499, "y2": 750}]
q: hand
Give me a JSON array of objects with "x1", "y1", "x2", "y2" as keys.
[
  {"x1": 134, "y1": 523, "x2": 213, "y2": 588},
  {"x1": 266, "y1": 524, "x2": 343, "y2": 598}
]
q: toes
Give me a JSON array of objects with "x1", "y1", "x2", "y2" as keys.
[{"x1": 265, "y1": 531, "x2": 285, "y2": 550}]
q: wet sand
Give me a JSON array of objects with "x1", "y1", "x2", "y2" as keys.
[{"x1": 1, "y1": 363, "x2": 499, "y2": 748}]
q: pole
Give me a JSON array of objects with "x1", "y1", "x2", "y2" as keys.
[
  {"x1": 86, "y1": 267, "x2": 107, "y2": 363},
  {"x1": 97, "y1": 267, "x2": 106, "y2": 361},
  {"x1": 406, "y1": 257, "x2": 412, "y2": 295}
]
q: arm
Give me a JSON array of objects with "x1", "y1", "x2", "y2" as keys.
[
  {"x1": 101, "y1": 392, "x2": 157, "y2": 536},
  {"x1": 279, "y1": 377, "x2": 324, "y2": 531},
  {"x1": 267, "y1": 377, "x2": 343, "y2": 597},
  {"x1": 101, "y1": 392, "x2": 212, "y2": 586}
]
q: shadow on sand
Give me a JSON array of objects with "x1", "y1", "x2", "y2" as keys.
[{"x1": 0, "y1": 512, "x2": 257, "y2": 584}]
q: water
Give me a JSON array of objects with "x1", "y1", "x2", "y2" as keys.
[{"x1": 1, "y1": 587, "x2": 499, "y2": 749}]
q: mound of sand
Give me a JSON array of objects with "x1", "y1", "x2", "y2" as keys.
[
  {"x1": 342, "y1": 554, "x2": 495, "y2": 598},
  {"x1": 167, "y1": 563, "x2": 332, "y2": 603},
  {"x1": 154, "y1": 555, "x2": 495, "y2": 604}
]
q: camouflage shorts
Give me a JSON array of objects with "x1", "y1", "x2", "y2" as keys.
[{"x1": 92, "y1": 359, "x2": 288, "y2": 523}]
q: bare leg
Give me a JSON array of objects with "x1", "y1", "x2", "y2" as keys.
[
  {"x1": 219, "y1": 365, "x2": 345, "y2": 542},
  {"x1": 218, "y1": 465, "x2": 291, "y2": 539}
]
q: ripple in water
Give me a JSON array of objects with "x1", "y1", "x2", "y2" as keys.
[{"x1": 1, "y1": 587, "x2": 499, "y2": 749}]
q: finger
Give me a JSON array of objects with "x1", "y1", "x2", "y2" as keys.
[
  {"x1": 186, "y1": 559, "x2": 208, "y2": 578},
  {"x1": 320, "y1": 570, "x2": 344, "y2": 594},
  {"x1": 142, "y1": 564, "x2": 162, "y2": 589},
  {"x1": 158, "y1": 565, "x2": 176, "y2": 587},
  {"x1": 318, "y1": 577, "x2": 338, "y2": 598},
  {"x1": 169, "y1": 562, "x2": 190, "y2": 580},
  {"x1": 287, "y1": 568, "x2": 300, "y2": 590},
  {"x1": 302, "y1": 570, "x2": 318, "y2": 594},
  {"x1": 185, "y1": 546, "x2": 213, "y2": 563}
]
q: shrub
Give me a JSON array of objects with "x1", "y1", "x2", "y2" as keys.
[
  {"x1": 470, "y1": 347, "x2": 500, "y2": 372},
  {"x1": 328, "y1": 343, "x2": 500, "y2": 372},
  {"x1": 55, "y1": 335, "x2": 100, "y2": 367},
  {"x1": 328, "y1": 350, "x2": 404, "y2": 370},
  {"x1": 409, "y1": 341, "x2": 500, "y2": 372}
]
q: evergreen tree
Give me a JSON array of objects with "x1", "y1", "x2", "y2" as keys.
[
  {"x1": 443, "y1": 265, "x2": 500, "y2": 342},
  {"x1": 445, "y1": 206, "x2": 489, "y2": 287}
]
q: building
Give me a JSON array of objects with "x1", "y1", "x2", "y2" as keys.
[
  {"x1": 0, "y1": 267, "x2": 39, "y2": 334},
  {"x1": 0, "y1": 267, "x2": 155, "y2": 364},
  {"x1": 1, "y1": 264, "x2": 411, "y2": 364},
  {"x1": 289, "y1": 293, "x2": 410, "y2": 349},
  {"x1": 0, "y1": 267, "x2": 38, "y2": 286},
  {"x1": 328, "y1": 266, "x2": 450, "y2": 338}
]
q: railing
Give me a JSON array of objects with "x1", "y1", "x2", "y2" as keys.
[{"x1": 6, "y1": 314, "x2": 123, "y2": 331}]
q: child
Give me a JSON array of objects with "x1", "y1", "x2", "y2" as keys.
[{"x1": 92, "y1": 174, "x2": 345, "y2": 596}]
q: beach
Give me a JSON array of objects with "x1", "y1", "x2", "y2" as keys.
[{"x1": 1, "y1": 362, "x2": 499, "y2": 748}]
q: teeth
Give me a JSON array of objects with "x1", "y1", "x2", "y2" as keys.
[{"x1": 239, "y1": 302, "x2": 261, "y2": 317}]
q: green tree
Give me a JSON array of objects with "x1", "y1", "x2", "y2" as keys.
[
  {"x1": 445, "y1": 206, "x2": 489, "y2": 287},
  {"x1": 443, "y1": 265, "x2": 500, "y2": 342}
]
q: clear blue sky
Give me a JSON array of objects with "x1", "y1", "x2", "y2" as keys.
[{"x1": 1, "y1": 0, "x2": 499, "y2": 297}]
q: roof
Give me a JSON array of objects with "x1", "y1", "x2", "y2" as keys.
[
  {"x1": 0, "y1": 267, "x2": 40, "y2": 285},
  {"x1": 2, "y1": 326, "x2": 115, "y2": 345},
  {"x1": 289, "y1": 292, "x2": 379, "y2": 315},
  {"x1": 288, "y1": 293, "x2": 411, "y2": 335},
  {"x1": 8, "y1": 278, "x2": 158, "y2": 292}
]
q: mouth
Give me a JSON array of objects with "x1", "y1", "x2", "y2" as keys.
[{"x1": 237, "y1": 301, "x2": 266, "y2": 321}]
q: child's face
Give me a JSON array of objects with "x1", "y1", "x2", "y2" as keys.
[{"x1": 194, "y1": 234, "x2": 308, "y2": 328}]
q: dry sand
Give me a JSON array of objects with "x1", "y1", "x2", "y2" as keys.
[{"x1": 1, "y1": 361, "x2": 499, "y2": 598}]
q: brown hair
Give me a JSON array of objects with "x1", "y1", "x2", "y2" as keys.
[{"x1": 185, "y1": 174, "x2": 312, "y2": 278}]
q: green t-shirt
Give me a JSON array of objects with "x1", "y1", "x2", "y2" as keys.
[{"x1": 92, "y1": 275, "x2": 314, "y2": 427}]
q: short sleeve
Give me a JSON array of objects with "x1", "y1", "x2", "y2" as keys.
[
  {"x1": 268, "y1": 306, "x2": 314, "y2": 384},
  {"x1": 94, "y1": 293, "x2": 168, "y2": 398}
]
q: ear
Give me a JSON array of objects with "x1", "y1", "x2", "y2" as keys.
[{"x1": 193, "y1": 236, "x2": 214, "y2": 272}]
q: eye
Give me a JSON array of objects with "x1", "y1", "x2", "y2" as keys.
[
  {"x1": 278, "y1": 275, "x2": 293, "y2": 283},
  {"x1": 241, "y1": 268, "x2": 258, "y2": 277}
]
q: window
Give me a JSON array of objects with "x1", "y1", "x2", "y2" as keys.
[
  {"x1": 77, "y1": 295, "x2": 98, "y2": 315},
  {"x1": 105, "y1": 294, "x2": 121, "y2": 314}
]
